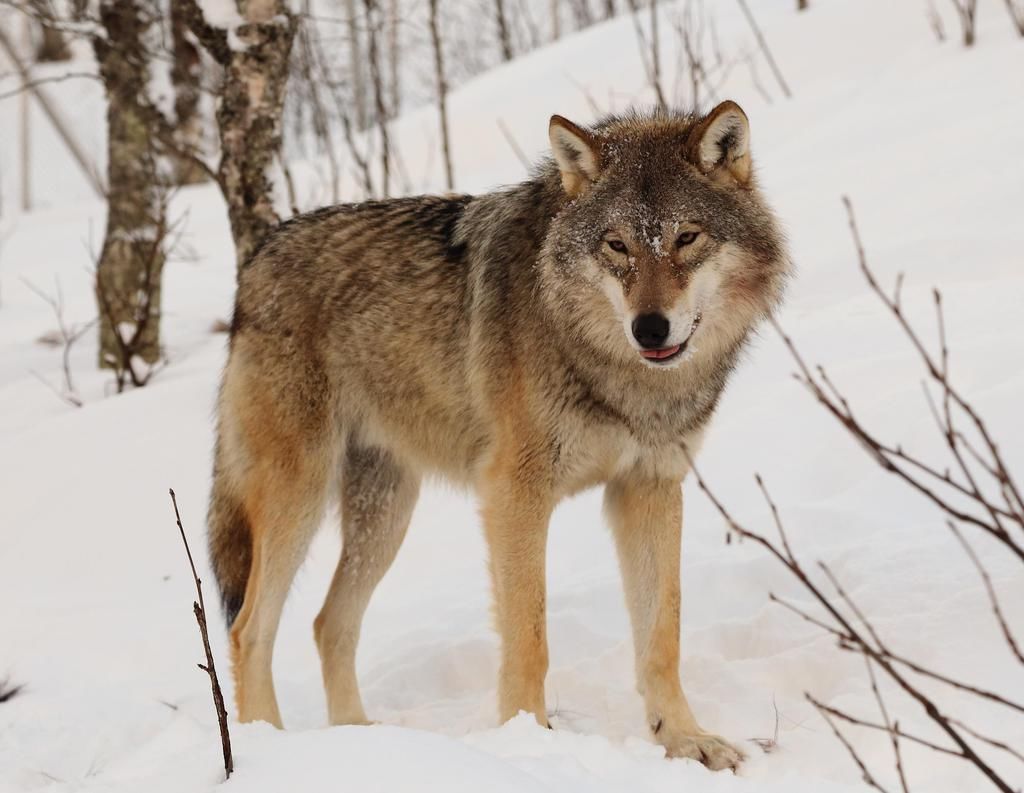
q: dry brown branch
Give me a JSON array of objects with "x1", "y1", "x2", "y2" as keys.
[
  {"x1": 947, "y1": 522, "x2": 1024, "y2": 665},
  {"x1": 0, "y1": 677, "x2": 24, "y2": 703},
  {"x1": 734, "y1": 0, "x2": 792, "y2": 98},
  {"x1": 0, "y1": 70, "x2": 97, "y2": 101},
  {"x1": 1003, "y1": 0, "x2": 1024, "y2": 35},
  {"x1": 169, "y1": 488, "x2": 233, "y2": 780},
  {"x1": 949, "y1": 0, "x2": 979, "y2": 45},
  {"x1": 22, "y1": 276, "x2": 95, "y2": 406},
  {"x1": 0, "y1": 25, "x2": 105, "y2": 196},
  {"x1": 743, "y1": 50, "x2": 773, "y2": 104},
  {"x1": 0, "y1": 0, "x2": 98, "y2": 35},
  {"x1": 865, "y1": 659, "x2": 909, "y2": 793},
  {"x1": 762, "y1": 202, "x2": 1024, "y2": 563},
  {"x1": 628, "y1": 0, "x2": 666, "y2": 110},
  {"x1": 138, "y1": 98, "x2": 219, "y2": 186},
  {"x1": 670, "y1": 0, "x2": 736, "y2": 108},
  {"x1": 946, "y1": 717, "x2": 1024, "y2": 765},
  {"x1": 749, "y1": 695, "x2": 780, "y2": 754},
  {"x1": 838, "y1": 196, "x2": 1024, "y2": 541},
  {"x1": 814, "y1": 703, "x2": 892, "y2": 793},
  {"x1": 683, "y1": 195, "x2": 1023, "y2": 792},
  {"x1": 808, "y1": 696, "x2": 966, "y2": 759},
  {"x1": 692, "y1": 460, "x2": 1019, "y2": 791},
  {"x1": 927, "y1": 0, "x2": 947, "y2": 41},
  {"x1": 92, "y1": 193, "x2": 187, "y2": 391}
]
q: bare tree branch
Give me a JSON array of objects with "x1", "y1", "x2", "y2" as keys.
[
  {"x1": 949, "y1": 0, "x2": 978, "y2": 45},
  {"x1": 865, "y1": 659, "x2": 910, "y2": 793},
  {"x1": 1003, "y1": 0, "x2": 1024, "y2": 35},
  {"x1": 22, "y1": 276, "x2": 95, "y2": 406},
  {"x1": 734, "y1": 0, "x2": 792, "y2": 98},
  {"x1": 813, "y1": 702, "x2": 893, "y2": 793},
  {"x1": 0, "y1": 70, "x2": 97, "y2": 101},
  {"x1": 683, "y1": 194, "x2": 1023, "y2": 792}
]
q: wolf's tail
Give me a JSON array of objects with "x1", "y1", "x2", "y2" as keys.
[{"x1": 207, "y1": 444, "x2": 253, "y2": 627}]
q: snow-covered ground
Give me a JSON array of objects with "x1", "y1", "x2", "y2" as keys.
[{"x1": 2, "y1": 1, "x2": 1023, "y2": 791}]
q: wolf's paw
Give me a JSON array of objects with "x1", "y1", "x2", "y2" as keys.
[
  {"x1": 327, "y1": 709, "x2": 375, "y2": 727},
  {"x1": 663, "y1": 731, "x2": 744, "y2": 771}
]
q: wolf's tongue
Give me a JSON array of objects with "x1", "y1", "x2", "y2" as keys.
[{"x1": 641, "y1": 345, "x2": 681, "y2": 360}]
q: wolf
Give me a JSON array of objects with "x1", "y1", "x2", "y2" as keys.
[{"x1": 208, "y1": 100, "x2": 790, "y2": 770}]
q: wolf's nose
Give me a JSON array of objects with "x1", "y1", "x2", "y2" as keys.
[{"x1": 632, "y1": 313, "x2": 670, "y2": 349}]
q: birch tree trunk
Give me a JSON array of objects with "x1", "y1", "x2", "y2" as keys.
[
  {"x1": 93, "y1": 0, "x2": 165, "y2": 374},
  {"x1": 221, "y1": 1, "x2": 295, "y2": 265},
  {"x1": 170, "y1": 0, "x2": 205, "y2": 184},
  {"x1": 181, "y1": 0, "x2": 297, "y2": 268}
]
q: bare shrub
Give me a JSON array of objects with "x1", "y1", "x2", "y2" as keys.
[
  {"x1": 689, "y1": 197, "x2": 1022, "y2": 792},
  {"x1": 23, "y1": 277, "x2": 95, "y2": 406},
  {"x1": 671, "y1": 0, "x2": 738, "y2": 108}
]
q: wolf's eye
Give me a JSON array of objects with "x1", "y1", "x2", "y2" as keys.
[
  {"x1": 606, "y1": 239, "x2": 628, "y2": 255},
  {"x1": 675, "y1": 231, "x2": 700, "y2": 248}
]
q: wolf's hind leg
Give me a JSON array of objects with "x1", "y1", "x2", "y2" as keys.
[
  {"x1": 314, "y1": 442, "x2": 420, "y2": 725},
  {"x1": 228, "y1": 434, "x2": 333, "y2": 728},
  {"x1": 605, "y1": 475, "x2": 743, "y2": 771}
]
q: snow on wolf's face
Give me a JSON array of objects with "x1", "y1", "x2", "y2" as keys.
[{"x1": 542, "y1": 104, "x2": 790, "y2": 369}]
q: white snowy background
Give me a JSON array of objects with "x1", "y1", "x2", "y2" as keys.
[{"x1": 1, "y1": 0, "x2": 1023, "y2": 791}]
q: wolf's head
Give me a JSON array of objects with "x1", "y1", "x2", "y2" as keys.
[{"x1": 540, "y1": 103, "x2": 790, "y2": 370}]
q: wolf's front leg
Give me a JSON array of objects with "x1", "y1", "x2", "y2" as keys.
[
  {"x1": 605, "y1": 476, "x2": 743, "y2": 771},
  {"x1": 480, "y1": 444, "x2": 554, "y2": 728}
]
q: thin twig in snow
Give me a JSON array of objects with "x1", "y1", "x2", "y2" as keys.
[{"x1": 169, "y1": 488, "x2": 233, "y2": 779}]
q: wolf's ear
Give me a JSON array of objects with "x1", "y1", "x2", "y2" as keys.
[
  {"x1": 549, "y1": 115, "x2": 602, "y2": 197},
  {"x1": 688, "y1": 101, "x2": 751, "y2": 186}
]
